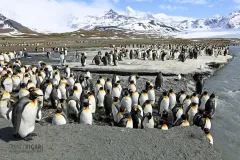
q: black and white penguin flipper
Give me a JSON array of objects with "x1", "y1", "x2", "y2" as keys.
[
  {"x1": 12, "y1": 97, "x2": 31, "y2": 135},
  {"x1": 157, "y1": 95, "x2": 164, "y2": 114},
  {"x1": 185, "y1": 104, "x2": 191, "y2": 116}
]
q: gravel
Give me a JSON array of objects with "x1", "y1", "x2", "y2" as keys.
[{"x1": 0, "y1": 119, "x2": 221, "y2": 160}]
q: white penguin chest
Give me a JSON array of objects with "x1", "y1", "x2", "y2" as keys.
[{"x1": 80, "y1": 109, "x2": 92, "y2": 125}]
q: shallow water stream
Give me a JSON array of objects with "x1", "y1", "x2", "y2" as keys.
[{"x1": 204, "y1": 46, "x2": 240, "y2": 160}]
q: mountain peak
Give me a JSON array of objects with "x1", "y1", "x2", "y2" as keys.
[
  {"x1": 144, "y1": 12, "x2": 154, "y2": 20},
  {"x1": 106, "y1": 9, "x2": 118, "y2": 16},
  {"x1": 126, "y1": 6, "x2": 136, "y2": 16}
]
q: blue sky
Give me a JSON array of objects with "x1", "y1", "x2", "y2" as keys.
[{"x1": 74, "y1": 0, "x2": 240, "y2": 18}]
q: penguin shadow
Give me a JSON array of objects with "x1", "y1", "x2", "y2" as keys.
[{"x1": 0, "y1": 127, "x2": 23, "y2": 142}]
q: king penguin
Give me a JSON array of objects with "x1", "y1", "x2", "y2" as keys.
[
  {"x1": 2, "y1": 73, "x2": 13, "y2": 93},
  {"x1": 158, "y1": 92, "x2": 169, "y2": 114},
  {"x1": 169, "y1": 89, "x2": 176, "y2": 110},
  {"x1": 147, "y1": 85, "x2": 155, "y2": 105},
  {"x1": 141, "y1": 112, "x2": 154, "y2": 129},
  {"x1": 112, "y1": 97, "x2": 120, "y2": 124},
  {"x1": 191, "y1": 93, "x2": 199, "y2": 104},
  {"x1": 112, "y1": 83, "x2": 121, "y2": 98},
  {"x1": 0, "y1": 91, "x2": 14, "y2": 120},
  {"x1": 52, "y1": 108, "x2": 67, "y2": 125},
  {"x1": 186, "y1": 102, "x2": 198, "y2": 125},
  {"x1": 177, "y1": 90, "x2": 187, "y2": 104},
  {"x1": 155, "y1": 72, "x2": 163, "y2": 90},
  {"x1": 94, "y1": 80, "x2": 102, "y2": 98},
  {"x1": 12, "y1": 73, "x2": 21, "y2": 91},
  {"x1": 12, "y1": 90, "x2": 43, "y2": 140},
  {"x1": 131, "y1": 105, "x2": 142, "y2": 129},
  {"x1": 97, "y1": 87, "x2": 106, "y2": 108},
  {"x1": 104, "y1": 78, "x2": 112, "y2": 93},
  {"x1": 183, "y1": 95, "x2": 191, "y2": 113},
  {"x1": 79, "y1": 101, "x2": 93, "y2": 125},
  {"x1": 120, "y1": 91, "x2": 132, "y2": 113},
  {"x1": 199, "y1": 91, "x2": 209, "y2": 111},
  {"x1": 88, "y1": 91, "x2": 96, "y2": 113},
  {"x1": 139, "y1": 90, "x2": 148, "y2": 106},
  {"x1": 118, "y1": 113, "x2": 133, "y2": 128},
  {"x1": 204, "y1": 128, "x2": 213, "y2": 145},
  {"x1": 104, "y1": 89, "x2": 113, "y2": 116},
  {"x1": 142, "y1": 100, "x2": 153, "y2": 115},
  {"x1": 128, "y1": 80, "x2": 137, "y2": 92}
]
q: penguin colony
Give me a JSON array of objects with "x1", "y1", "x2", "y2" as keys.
[
  {"x1": 0, "y1": 48, "x2": 220, "y2": 144},
  {"x1": 89, "y1": 44, "x2": 229, "y2": 66}
]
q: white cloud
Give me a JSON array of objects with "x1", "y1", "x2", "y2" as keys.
[
  {"x1": 158, "y1": 4, "x2": 188, "y2": 11},
  {"x1": 169, "y1": 0, "x2": 207, "y2": 5},
  {"x1": 0, "y1": 0, "x2": 115, "y2": 32}
]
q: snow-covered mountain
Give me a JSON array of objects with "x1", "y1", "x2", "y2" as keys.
[
  {"x1": 178, "y1": 11, "x2": 240, "y2": 30},
  {"x1": 0, "y1": 14, "x2": 32, "y2": 35},
  {"x1": 65, "y1": 8, "x2": 240, "y2": 36},
  {"x1": 66, "y1": 8, "x2": 184, "y2": 35},
  {"x1": 1, "y1": 7, "x2": 240, "y2": 37}
]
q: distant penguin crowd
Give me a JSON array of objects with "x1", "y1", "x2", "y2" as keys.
[
  {"x1": 88, "y1": 44, "x2": 229, "y2": 66},
  {"x1": 0, "y1": 48, "x2": 218, "y2": 145}
]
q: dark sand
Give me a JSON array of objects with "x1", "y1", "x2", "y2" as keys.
[{"x1": 0, "y1": 119, "x2": 221, "y2": 160}]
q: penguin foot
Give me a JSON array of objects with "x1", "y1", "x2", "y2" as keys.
[
  {"x1": 13, "y1": 133, "x2": 20, "y2": 138},
  {"x1": 24, "y1": 136, "x2": 33, "y2": 141},
  {"x1": 29, "y1": 133, "x2": 37, "y2": 137}
]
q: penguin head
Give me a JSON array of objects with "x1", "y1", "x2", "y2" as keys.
[
  {"x1": 59, "y1": 99, "x2": 65, "y2": 103},
  {"x1": 97, "y1": 80, "x2": 100, "y2": 84},
  {"x1": 142, "y1": 90, "x2": 147, "y2": 94},
  {"x1": 145, "y1": 100, "x2": 151, "y2": 104},
  {"x1": 73, "y1": 86, "x2": 78, "y2": 91},
  {"x1": 113, "y1": 97, "x2": 119, "y2": 102},
  {"x1": 210, "y1": 93, "x2": 215, "y2": 99},
  {"x1": 203, "y1": 128, "x2": 210, "y2": 134},
  {"x1": 203, "y1": 91, "x2": 208, "y2": 95},
  {"x1": 29, "y1": 90, "x2": 43, "y2": 100},
  {"x1": 169, "y1": 89, "x2": 174, "y2": 94},
  {"x1": 163, "y1": 92, "x2": 168, "y2": 97},
  {"x1": 149, "y1": 85, "x2": 154, "y2": 90},
  {"x1": 56, "y1": 108, "x2": 63, "y2": 114},
  {"x1": 99, "y1": 87, "x2": 104, "y2": 91},
  {"x1": 181, "y1": 90, "x2": 185, "y2": 94},
  {"x1": 107, "y1": 78, "x2": 111, "y2": 82},
  {"x1": 123, "y1": 113, "x2": 131, "y2": 119},
  {"x1": 162, "y1": 109, "x2": 169, "y2": 117},
  {"x1": 192, "y1": 102, "x2": 197, "y2": 106},
  {"x1": 192, "y1": 93, "x2": 197, "y2": 97},
  {"x1": 181, "y1": 114, "x2": 187, "y2": 120},
  {"x1": 83, "y1": 101, "x2": 89, "y2": 108},
  {"x1": 124, "y1": 90, "x2": 129, "y2": 97},
  {"x1": 132, "y1": 105, "x2": 138, "y2": 112},
  {"x1": 106, "y1": 89, "x2": 111, "y2": 94},
  {"x1": 130, "y1": 80, "x2": 134, "y2": 84},
  {"x1": 120, "y1": 106, "x2": 127, "y2": 112},
  {"x1": 28, "y1": 80, "x2": 32, "y2": 83},
  {"x1": 99, "y1": 75, "x2": 102, "y2": 79},
  {"x1": 28, "y1": 87, "x2": 36, "y2": 92},
  {"x1": 20, "y1": 83, "x2": 26, "y2": 88}
]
